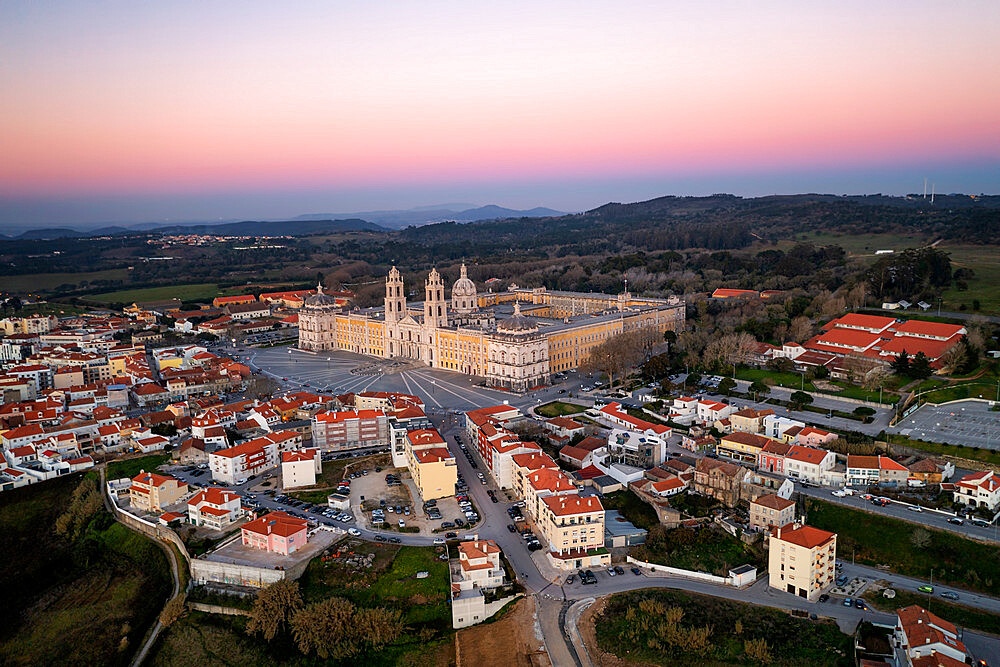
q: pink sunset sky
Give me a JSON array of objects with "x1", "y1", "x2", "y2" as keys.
[{"x1": 1, "y1": 1, "x2": 998, "y2": 226}]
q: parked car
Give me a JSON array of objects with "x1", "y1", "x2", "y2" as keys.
[
  {"x1": 947, "y1": 517, "x2": 964, "y2": 525},
  {"x1": 614, "y1": 566, "x2": 624, "y2": 576},
  {"x1": 566, "y1": 575, "x2": 575, "y2": 585},
  {"x1": 433, "y1": 538, "x2": 445, "y2": 545},
  {"x1": 631, "y1": 567, "x2": 641, "y2": 576},
  {"x1": 445, "y1": 531, "x2": 458, "y2": 538},
  {"x1": 818, "y1": 594, "x2": 829, "y2": 603},
  {"x1": 843, "y1": 598, "x2": 853, "y2": 607},
  {"x1": 348, "y1": 528, "x2": 361, "y2": 536}
]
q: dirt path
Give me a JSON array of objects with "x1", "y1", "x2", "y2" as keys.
[{"x1": 456, "y1": 597, "x2": 549, "y2": 667}]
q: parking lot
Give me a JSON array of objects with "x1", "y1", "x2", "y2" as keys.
[
  {"x1": 892, "y1": 399, "x2": 1000, "y2": 450},
  {"x1": 348, "y1": 466, "x2": 476, "y2": 535}
]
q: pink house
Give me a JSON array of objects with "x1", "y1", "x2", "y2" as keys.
[
  {"x1": 240, "y1": 511, "x2": 308, "y2": 555},
  {"x1": 796, "y1": 427, "x2": 837, "y2": 448}
]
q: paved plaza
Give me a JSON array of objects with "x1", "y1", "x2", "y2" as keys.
[
  {"x1": 891, "y1": 399, "x2": 1000, "y2": 450},
  {"x1": 248, "y1": 346, "x2": 538, "y2": 412}
]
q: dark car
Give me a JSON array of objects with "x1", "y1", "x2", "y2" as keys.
[
  {"x1": 818, "y1": 594, "x2": 829, "y2": 603},
  {"x1": 947, "y1": 517, "x2": 964, "y2": 525},
  {"x1": 445, "y1": 532, "x2": 458, "y2": 538},
  {"x1": 631, "y1": 567, "x2": 641, "y2": 576},
  {"x1": 855, "y1": 599, "x2": 867, "y2": 610},
  {"x1": 614, "y1": 566, "x2": 625, "y2": 575},
  {"x1": 507, "y1": 524, "x2": 516, "y2": 532},
  {"x1": 565, "y1": 575, "x2": 575, "y2": 585}
]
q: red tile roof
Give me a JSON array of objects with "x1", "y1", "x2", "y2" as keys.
[
  {"x1": 242, "y1": 511, "x2": 308, "y2": 538},
  {"x1": 772, "y1": 523, "x2": 835, "y2": 549},
  {"x1": 752, "y1": 493, "x2": 794, "y2": 511},
  {"x1": 541, "y1": 494, "x2": 604, "y2": 516}
]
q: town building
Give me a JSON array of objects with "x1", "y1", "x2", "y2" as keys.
[
  {"x1": 693, "y1": 457, "x2": 746, "y2": 507},
  {"x1": 894, "y1": 605, "x2": 969, "y2": 665},
  {"x1": 605, "y1": 428, "x2": 667, "y2": 469},
  {"x1": 312, "y1": 409, "x2": 389, "y2": 450},
  {"x1": 281, "y1": 449, "x2": 321, "y2": 489},
  {"x1": 783, "y1": 445, "x2": 836, "y2": 485},
  {"x1": 537, "y1": 494, "x2": 609, "y2": 571},
  {"x1": 298, "y1": 267, "x2": 685, "y2": 391},
  {"x1": 750, "y1": 493, "x2": 796, "y2": 531},
  {"x1": 450, "y1": 539, "x2": 509, "y2": 629},
  {"x1": 241, "y1": 511, "x2": 309, "y2": 555},
  {"x1": 187, "y1": 487, "x2": 243, "y2": 529},
  {"x1": 404, "y1": 428, "x2": 457, "y2": 500},
  {"x1": 952, "y1": 470, "x2": 1000, "y2": 510},
  {"x1": 768, "y1": 523, "x2": 837, "y2": 602},
  {"x1": 129, "y1": 470, "x2": 187, "y2": 513},
  {"x1": 209, "y1": 437, "x2": 280, "y2": 485},
  {"x1": 717, "y1": 431, "x2": 778, "y2": 465}
]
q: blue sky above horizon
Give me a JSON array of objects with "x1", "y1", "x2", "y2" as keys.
[{"x1": 2, "y1": 1, "x2": 998, "y2": 228}]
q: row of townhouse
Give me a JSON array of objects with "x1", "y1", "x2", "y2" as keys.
[
  {"x1": 0, "y1": 433, "x2": 95, "y2": 491},
  {"x1": 465, "y1": 405, "x2": 610, "y2": 572},
  {"x1": 208, "y1": 430, "x2": 301, "y2": 484}
]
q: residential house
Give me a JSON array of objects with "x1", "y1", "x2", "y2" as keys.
[
  {"x1": 757, "y1": 440, "x2": 792, "y2": 475},
  {"x1": 768, "y1": 523, "x2": 837, "y2": 602},
  {"x1": 450, "y1": 539, "x2": 508, "y2": 629},
  {"x1": 281, "y1": 449, "x2": 321, "y2": 489},
  {"x1": 543, "y1": 416, "x2": 586, "y2": 441},
  {"x1": 537, "y1": 495, "x2": 609, "y2": 571},
  {"x1": 187, "y1": 487, "x2": 243, "y2": 529},
  {"x1": 312, "y1": 409, "x2": 389, "y2": 450},
  {"x1": 696, "y1": 399, "x2": 734, "y2": 425},
  {"x1": 209, "y1": 436, "x2": 280, "y2": 485},
  {"x1": 605, "y1": 428, "x2": 666, "y2": 469},
  {"x1": 129, "y1": 470, "x2": 188, "y2": 513},
  {"x1": 796, "y1": 426, "x2": 838, "y2": 448},
  {"x1": 241, "y1": 511, "x2": 308, "y2": 555},
  {"x1": 729, "y1": 408, "x2": 775, "y2": 434},
  {"x1": 894, "y1": 605, "x2": 969, "y2": 665},
  {"x1": 783, "y1": 445, "x2": 836, "y2": 485},
  {"x1": 717, "y1": 431, "x2": 777, "y2": 465},
  {"x1": 847, "y1": 455, "x2": 911, "y2": 488},
  {"x1": 905, "y1": 458, "x2": 954, "y2": 485},
  {"x1": 952, "y1": 471, "x2": 1000, "y2": 510},
  {"x1": 750, "y1": 493, "x2": 796, "y2": 531},
  {"x1": 405, "y1": 428, "x2": 458, "y2": 501}
]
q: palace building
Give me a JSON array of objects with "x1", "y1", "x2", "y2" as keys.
[{"x1": 299, "y1": 265, "x2": 684, "y2": 392}]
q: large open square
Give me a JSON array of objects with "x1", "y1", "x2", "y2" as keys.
[
  {"x1": 248, "y1": 346, "x2": 571, "y2": 412},
  {"x1": 891, "y1": 400, "x2": 1000, "y2": 450}
]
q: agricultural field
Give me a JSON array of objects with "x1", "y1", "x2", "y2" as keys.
[
  {"x1": 2, "y1": 268, "x2": 131, "y2": 294},
  {"x1": 85, "y1": 283, "x2": 232, "y2": 305}
]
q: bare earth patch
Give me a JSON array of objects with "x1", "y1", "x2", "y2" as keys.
[{"x1": 457, "y1": 597, "x2": 548, "y2": 667}]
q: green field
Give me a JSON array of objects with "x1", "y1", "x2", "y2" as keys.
[
  {"x1": 535, "y1": 401, "x2": 586, "y2": 417},
  {"x1": 107, "y1": 453, "x2": 171, "y2": 480},
  {"x1": 87, "y1": 283, "x2": 231, "y2": 304},
  {"x1": 735, "y1": 367, "x2": 816, "y2": 391},
  {"x1": 595, "y1": 589, "x2": 852, "y2": 666},
  {"x1": 921, "y1": 380, "x2": 1000, "y2": 404},
  {"x1": 939, "y1": 243, "x2": 1000, "y2": 315},
  {"x1": 768, "y1": 231, "x2": 930, "y2": 257},
  {"x1": 2, "y1": 268, "x2": 131, "y2": 294},
  {"x1": 0, "y1": 474, "x2": 171, "y2": 666},
  {"x1": 804, "y1": 498, "x2": 1000, "y2": 597}
]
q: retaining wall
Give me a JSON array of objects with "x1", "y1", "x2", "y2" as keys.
[{"x1": 626, "y1": 556, "x2": 732, "y2": 586}]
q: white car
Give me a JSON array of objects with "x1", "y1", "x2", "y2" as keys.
[
  {"x1": 832, "y1": 490, "x2": 847, "y2": 497},
  {"x1": 433, "y1": 538, "x2": 446, "y2": 545},
  {"x1": 348, "y1": 528, "x2": 361, "y2": 536}
]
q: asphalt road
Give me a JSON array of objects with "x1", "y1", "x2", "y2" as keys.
[{"x1": 796, "y1": 483, "x2": 1000, "y2": 544}]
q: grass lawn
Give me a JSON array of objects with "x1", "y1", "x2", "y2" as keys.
[
  {"x1": 631, "y1": 524, "x2": 765, "y2": 577},
  {"x1": 106, "y1": 453, "x2": 170, "y2": 480},
  {"x1": 921, "y1": 381, "x2": 1000, "y2": 404},
  {"x1": 535, "y1": 401, "x2": 586, "y2": 418},
  {"x1": 866, "y1": 585, "x2": 1000, "y2": 636},
  {"x1": 601, "y1": 490, "x2": 659, "y2": 531},
  {"x1": 2, "y1": 268, "x2": 131, "y2": 293},
  {"x1": 938, "y1": 243, "x2": 1000, "y2": 315},
  {"x1": 8, "y1": 301, "x2": 94, "y2": 316},
  {"x1": 595, "y1": 588, "x2": 852, "y2": 666},
  {"x1": 826, "y1": 381, "x2": 897, "y2": 404},
  {"x1": 0, "y1": 474, "x2": 171, "y2": 666},
  {"x1": 736, "y1": 367, "x2": 816, "y2": 391},
  {"x1": 804, "y1": 498, "x2": 1000, "y2": 597}
]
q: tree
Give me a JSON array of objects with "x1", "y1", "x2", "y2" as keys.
[
  {"x1": 891, "y1": 352, "x2": 911, "y2": 376},
  {"x1": 910, "y1": 528, "x2": 931, "y2": 549},
  {"x1": 292, "y1": 597, "x2": 357, "y2": 658},
  {"x1": 718, "y1": 377, "x2": 737, "y2": 395},
  {"x1": 909, "y1": 352, "x2": 933, "y2": 380},
  {"x1": 789, "y1": 391, "x2": 813, "y2": 409},
  {"x1": 354, "y1": 607, "x2": 404, "y2": 649},
  {"x1": 246, "y1": 579, "x2": 303, "y2": 641},
  {"x1": 159, "y1": 595, "x2": 186, "y2": 628},
  {"x1": 748, "y1": 380, "x2": 770, "y2": 400},
  {"x1": 663, "y1": 330, "x2": 678, "y2": 350}
]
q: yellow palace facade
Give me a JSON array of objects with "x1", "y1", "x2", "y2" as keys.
[{"x1": 299, "y1": 265, "x2": 684, "y2": 392}]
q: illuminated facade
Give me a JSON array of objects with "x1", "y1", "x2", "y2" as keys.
[{"x1": 299, "y1": 265, "x2": 685, "y2": 391}]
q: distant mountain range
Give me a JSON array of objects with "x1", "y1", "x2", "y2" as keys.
[
  {"x1": 291, "y1": 204, "x2": 566, "y2": 229},
  {"x1": 0, "y1": 203, "x2": 565, "y2": 240}
]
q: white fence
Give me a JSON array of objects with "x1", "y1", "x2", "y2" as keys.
[{"x1": 626, "y1": 556, "x2": 732, "y2": 586}]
